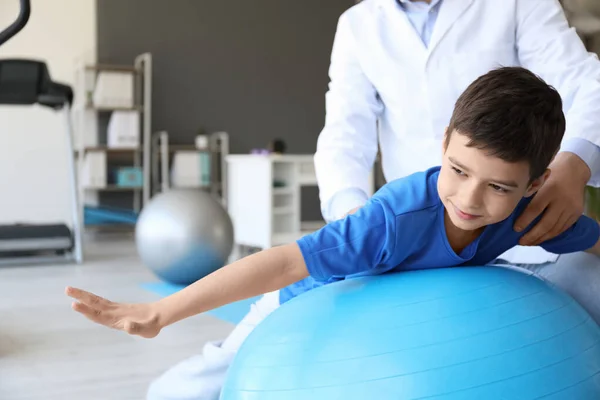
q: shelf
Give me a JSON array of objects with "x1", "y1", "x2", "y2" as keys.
[
  {"x1": 273, "y1": 187, "x2": 294, "y2": 195},
  {"x1": 298, "y1": 175, "x2": 318, "y2": 185},
  {"x1": 273, "y1": 206, "x2": 294, "y2": 215},
  {"x1": 85, "y1": 64, "x2": 142, "y2": 74},
  {"x1": 84, "y1": 223, "x2": 136, "y2": 233},
  {"x1": 85, "y1": 103, "x2": 143, "y2": 112},
  {"x1": 77, "y1": 146, "x2": 141, "y2": 153},
  {"x1": 154, "y1": 145, "x2": 212, "y2": 154},
  {"x1": 171, "y1": 184, "x2": 211, "y2": 189},
  {"x1": 84, "y1": 186, "x2": 142, "y2": 192},
  {"x1": 76, "y1": 53, "x2": 153, "y2": 226}
]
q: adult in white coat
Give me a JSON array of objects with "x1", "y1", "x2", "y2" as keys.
[
  {"x1": 317, "y1": 0, "x2": 599, "y2": 240},
  {"x1": 314, "y1": 0, "x2": 600, "y2": 320},
  {"x1": 147, "y1": 1, "x2": 600, "y2": 399}
]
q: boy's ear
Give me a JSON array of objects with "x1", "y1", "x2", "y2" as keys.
[{"x1": 524, "y1": 168, "x2": 551, "y2": 197}]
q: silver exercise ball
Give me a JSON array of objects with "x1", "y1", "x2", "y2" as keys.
[{"x1": 135, "y1": 189, "x2": 234, "y2": 285}]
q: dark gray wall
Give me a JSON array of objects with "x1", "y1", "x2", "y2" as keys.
[{"x1": 97, "y1": 0, "x2": 355, "y2": 219}]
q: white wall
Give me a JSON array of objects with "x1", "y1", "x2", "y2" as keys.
[{"x1": 0, "y1": 0, "x2": 96, "y2": 225}]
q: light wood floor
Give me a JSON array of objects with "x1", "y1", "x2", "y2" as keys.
[{"x1": 0, "y1": 236, "x2": 234, "y2": 400}]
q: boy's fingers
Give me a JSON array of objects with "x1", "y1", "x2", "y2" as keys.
[
  {"x1": 73, "y1": 302, "x2": 130, "y2": 331},
  {"x1": 65, "y1": 286, "x2": 112, "y2": 309},
  {"x1": 71, "y1": 301, "x2": 112, "y2": 325},
  {"x1": 124, "y1": 320, "x2": 141, "y2": 334}
]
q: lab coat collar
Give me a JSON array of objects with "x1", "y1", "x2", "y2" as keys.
[
  {"x1": 428, "y1": 0, "x2": 474, "y2": 54},
  {"x1": 396, "y1": 0, "x2": 442, "y2": 7},
  {"x1": 378, "y1": 0, "x2": 475, "y2": 60}
]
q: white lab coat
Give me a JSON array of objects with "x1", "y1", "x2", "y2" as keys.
[{"x1": 314, "y1": 0, "x2": 600, "y2": 264}]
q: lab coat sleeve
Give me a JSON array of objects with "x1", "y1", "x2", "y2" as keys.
[
  {"x1": 516, "y1": 0, "x2": 600, "y2": 186},
  {"x1": 314, "y1": 11, "x2": 383, "y2": 222}
]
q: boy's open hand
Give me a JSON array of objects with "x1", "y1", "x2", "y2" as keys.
[{"x1": 65, "y1": 286, "x2": 162, "y2": 338}]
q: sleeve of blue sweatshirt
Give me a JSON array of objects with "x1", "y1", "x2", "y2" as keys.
[
  {"x1": 295, "y1": 197, "x2": 397, "y2": 282},
  {"x1": 540, "y1": 214, "x2": 600, "y2": 254}
]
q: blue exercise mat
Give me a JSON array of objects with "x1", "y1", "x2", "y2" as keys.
[
  {"x1": 84, "y1": 205, "x2": 138, "y2": 225},
  {"x1": 141, "y1": 282, "x2": 260, "y2": 325}
]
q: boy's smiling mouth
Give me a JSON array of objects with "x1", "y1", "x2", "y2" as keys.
[{"x1": 450, "y1": 201, "x2": 482, "y2": 221}]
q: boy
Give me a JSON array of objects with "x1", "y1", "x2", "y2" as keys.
[{"x1": 66, "y1": 66, "x2": 600, "y2": 368}]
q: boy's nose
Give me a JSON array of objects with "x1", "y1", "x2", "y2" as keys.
[{"x1": 460, "y1": 183, "x2": 484, "y2": 210}]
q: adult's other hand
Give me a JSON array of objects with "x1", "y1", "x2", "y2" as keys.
[{"x1": 515, "y1": 152, "x2": 591, "y2": 246}]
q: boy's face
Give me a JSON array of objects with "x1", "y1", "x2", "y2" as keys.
[{"x1": 437, "y1": 131, "x2": 549, "y2": 231}]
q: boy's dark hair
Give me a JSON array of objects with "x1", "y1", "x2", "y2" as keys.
[{"x1": 446, "y1": 66, "x2": 565, "y2": 181}]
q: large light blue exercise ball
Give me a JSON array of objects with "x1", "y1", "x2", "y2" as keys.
[
  {"x1": 135, "y1": 189, "x2": 234, "y2": 285},
  {"x1": 222, "y1": 266, "x2": 600, "y2": 399}
]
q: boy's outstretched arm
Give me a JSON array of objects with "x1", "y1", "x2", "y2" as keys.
[{"x1": 65, "y1": 243, "x2": 308, "y2": 338}]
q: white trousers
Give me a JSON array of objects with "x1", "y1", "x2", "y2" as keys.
[{"x1": 146, "y1": 291, "x2": 281, "y2": 400}]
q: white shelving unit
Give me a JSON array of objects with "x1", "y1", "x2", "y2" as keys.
[
  {"x1": 151, "y1": 130, "x2": 230, "y2": 205},
  {"x1": 73, "y1": 53, "x2": 152, "y2": 229},
  {"x1": 226, "y1": 154, "x2": 376, "y2": 250}
]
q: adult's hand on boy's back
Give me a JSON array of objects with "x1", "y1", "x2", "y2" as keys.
[{"x1": 515, "y1": 152, "x2": 591, "y2": 246}]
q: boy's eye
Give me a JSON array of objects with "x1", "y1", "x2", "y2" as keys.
[
  {"x1": 490, "y1": 184, "x2": 508, "y2": 193},
  {"x1": 451, "y1": 166, "x2": 465, "y2": 176}
]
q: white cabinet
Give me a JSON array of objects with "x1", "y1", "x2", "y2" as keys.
[{"x1": 226, "y1": 154, "x2": 375, "y2": 250}]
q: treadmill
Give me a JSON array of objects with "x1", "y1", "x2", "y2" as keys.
[{"x1": 0, "y1": 0, "x2": 83, "y2": 265}]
